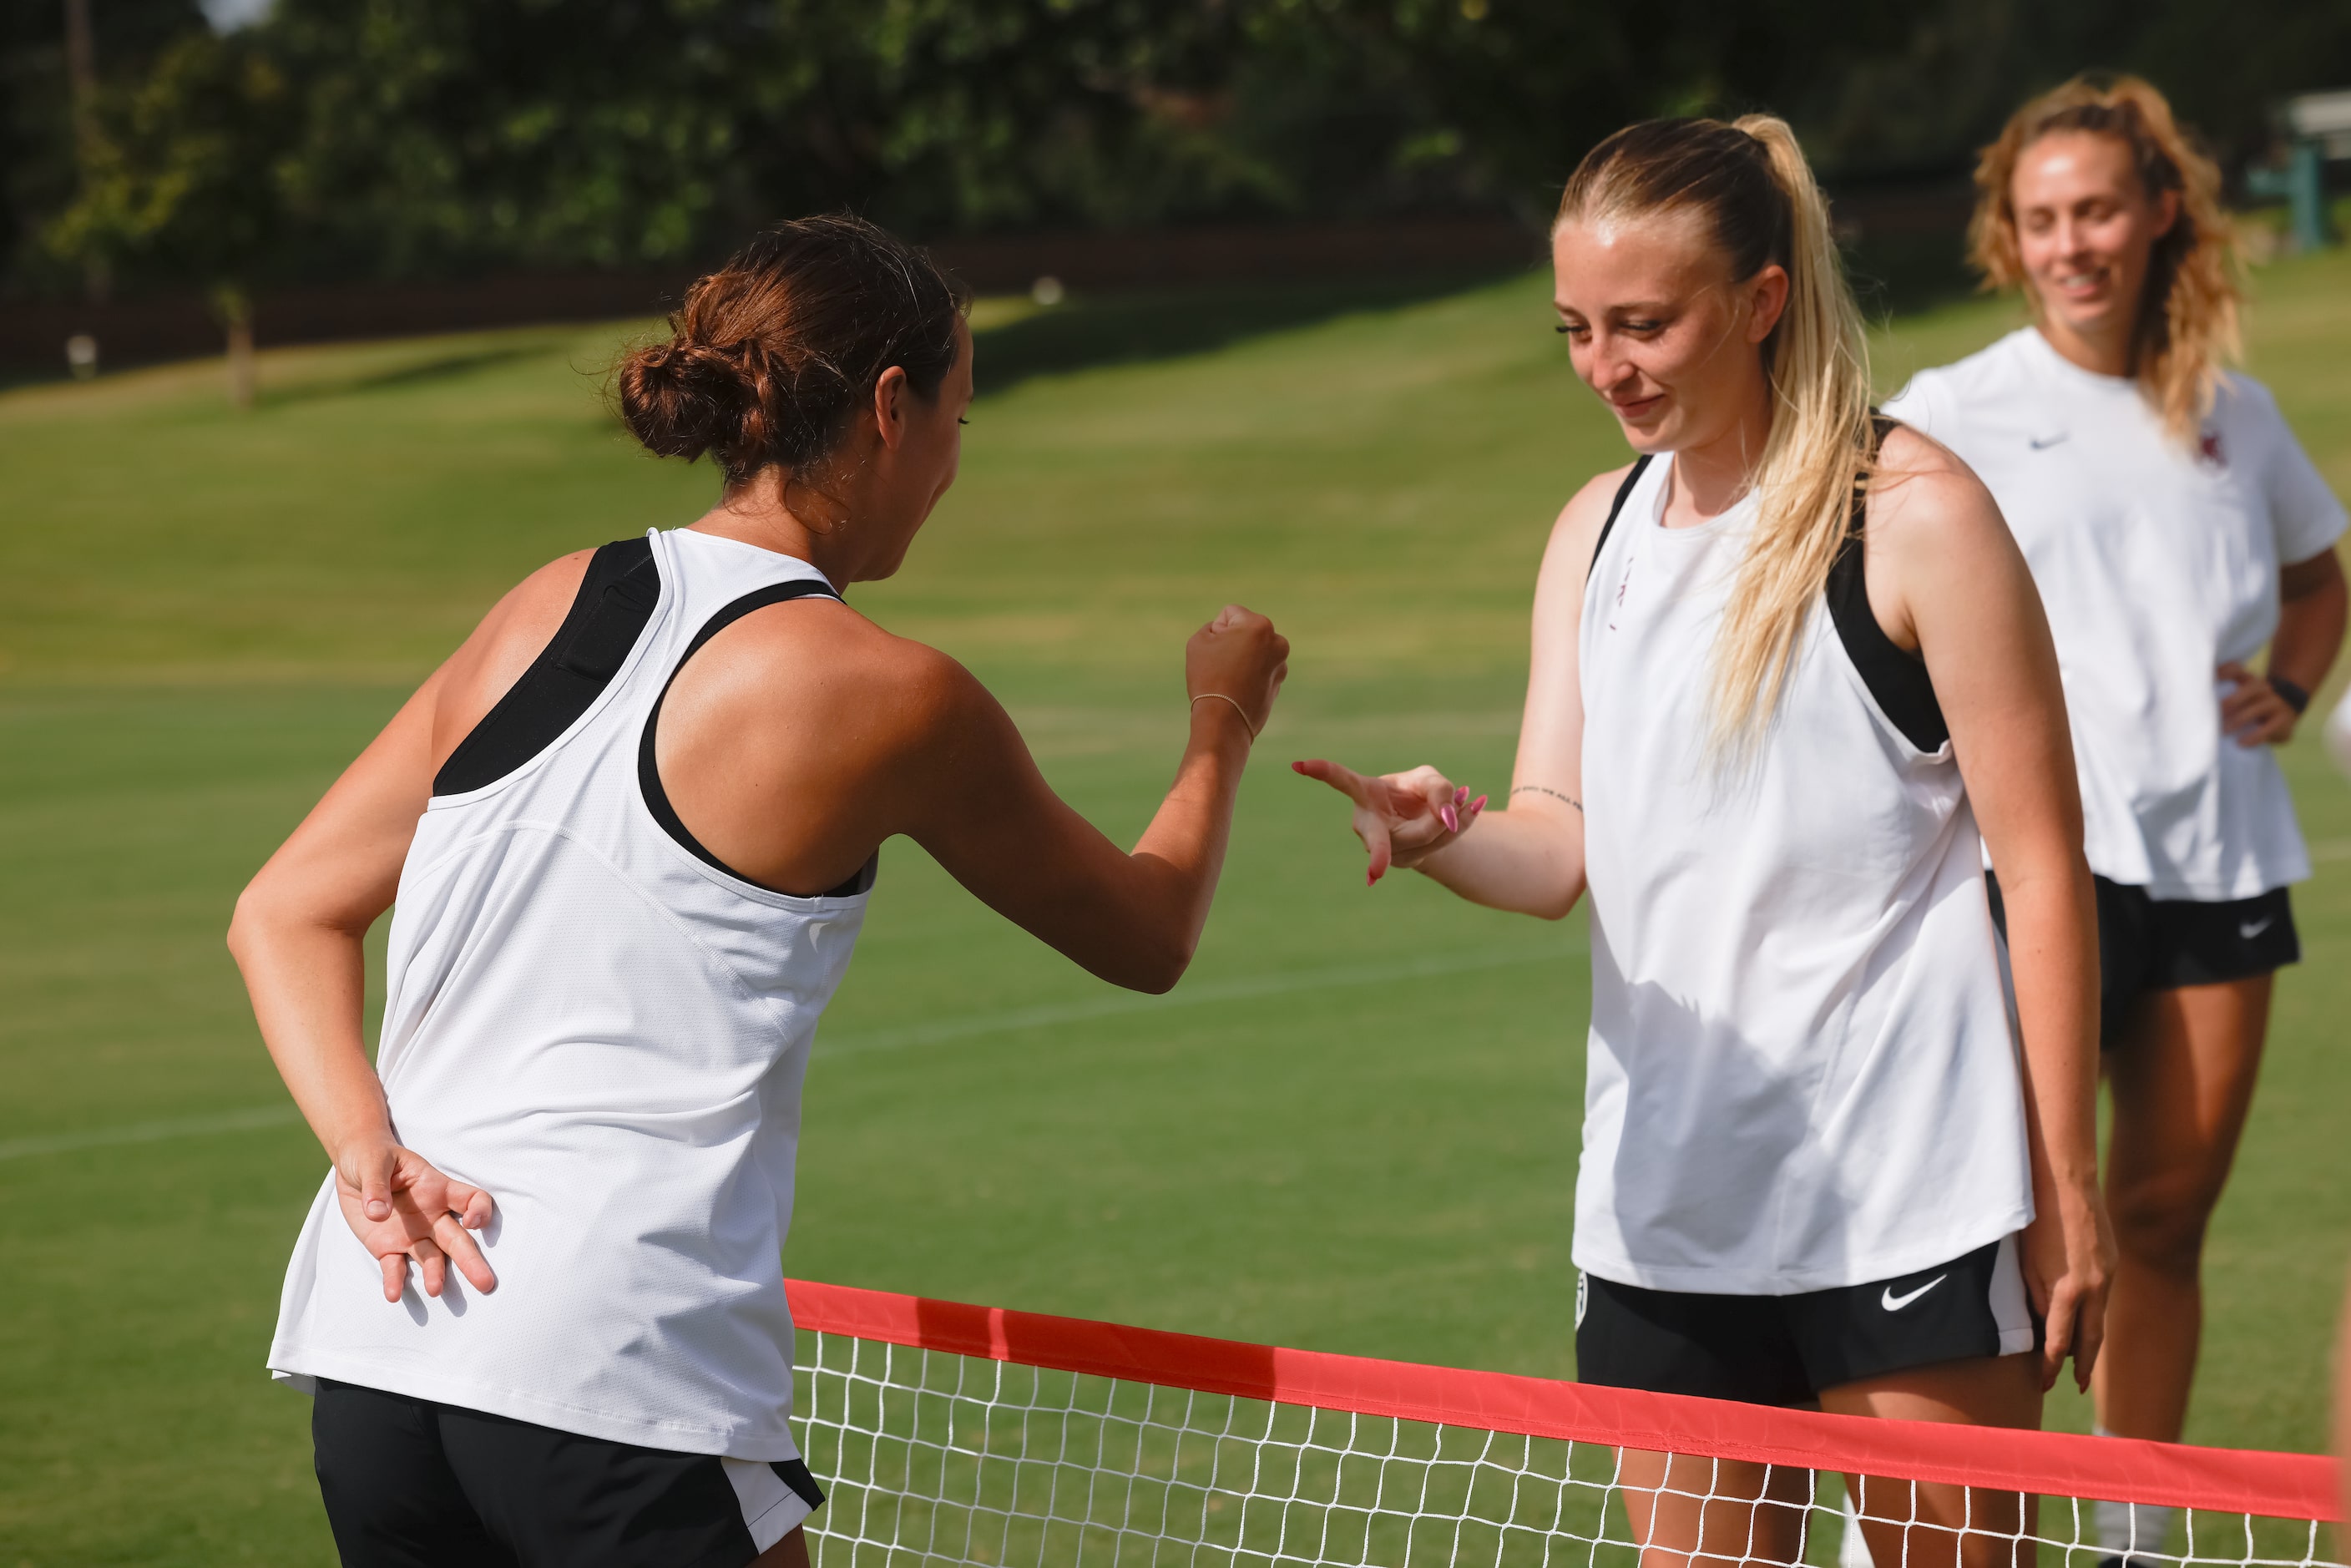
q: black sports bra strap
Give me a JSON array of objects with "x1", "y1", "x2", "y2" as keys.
[
  {"x1": 1588, "y1": 455, "x2": 1655, "y2": 575},
  {"x1": 639, "y1": 579, "x2": 879, "y2": 900},
  {"x1": 1825, "y1": 415, "x2": 1949, "y2": 752},
  {"x1": 434, "y1": 538, "x2": 660, "y2": 797}
]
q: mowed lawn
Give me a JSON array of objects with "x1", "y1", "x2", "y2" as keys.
[{"x1": 3, "y1": 250, "x2": 2349, "y2": 1565}]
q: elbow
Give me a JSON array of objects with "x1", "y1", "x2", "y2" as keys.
[
  {"x1": 225, "y1": 875, "x2": 281, "y2": 968},
  {"x1": 226, "y1": 883, "x2": 260, "y2": 963},
  {"x1": 1529, "y1": 878, "x2": 1588, "y2": 923},
  {"x1": 1113, "y1": 932, "x2": 1196, "y2": 996}
]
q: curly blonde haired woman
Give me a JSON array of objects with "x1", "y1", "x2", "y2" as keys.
[{"x1": 1884, "y1": 76, "x2": 2348, "y2": 1567}]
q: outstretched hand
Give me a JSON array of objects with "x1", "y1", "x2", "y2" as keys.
[
  {"x1": 333, "y1": 1133, "x2": 498, "y2": 1303},
  {"x1": 1292, "y1": 760, "x2": 1486, "y2": 884}
]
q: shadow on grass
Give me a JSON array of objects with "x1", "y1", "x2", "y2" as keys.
[
  {"x1": 970, "y1": 268, "x2": 1532, "y2": 399},
  {"x1": 258, "y1": 342, "x2": 559, "y2": 408}
]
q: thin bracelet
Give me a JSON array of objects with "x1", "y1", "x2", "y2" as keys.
[
  {"x1": 2270, "y1": 675, "x2": 2312, "y2": 715},
  {"x1": 1191, "y1": 692, "x2": 1258, "y2": 740}
]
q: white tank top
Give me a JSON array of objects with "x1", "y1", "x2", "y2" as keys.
[
  {"x1": 1575, "y1": 458, "x2": 2032, "y2": 1296},
  {"x1": 268, "y1": 528, "x2": 871, "y2": 1460}
]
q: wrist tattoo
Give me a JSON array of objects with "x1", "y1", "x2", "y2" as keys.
[{"x1": 1509, "y1": 785, "x2": 1582, "y2": 811}]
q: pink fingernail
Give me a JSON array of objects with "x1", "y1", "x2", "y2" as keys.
[
  {"x1": 1455, "y1": 785, "x2": 1469, "y2": 805},
  {"x1": 1470, "y1": 795, "x2": 1489, "y2": 812},
  {"x1": 1441, "y1": 805, "x2": 1459, "y2": 833}
]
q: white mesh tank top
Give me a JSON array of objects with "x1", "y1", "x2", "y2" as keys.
[
  {"x1": 269, "y1": 527, "x2": 871, "y2": 1459},
  {"x1": 1574, "y1": 455, "x2": 2033, "y2": 1296}
]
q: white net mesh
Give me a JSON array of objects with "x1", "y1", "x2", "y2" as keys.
[{"x1": 794, "y1": 1327, "x2": 2339, "y2": 1568}]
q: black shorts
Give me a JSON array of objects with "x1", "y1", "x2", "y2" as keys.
[
  {"x1": 1986, "y1": 872, "x2": 2298, "y2": 1046},
  {"x1": 312, "y1": 1379, "x2": 823, "y2": 1568},
  {"x1": 1574, "y1": 1237, "x2": 2039, "y2": 1407}
]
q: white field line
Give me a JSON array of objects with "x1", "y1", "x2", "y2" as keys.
[
  {"x1": 0, "y1": 1105, "x2": 305, "y2": 1162},
  {"x1": 0, "y1": 942, "x2": 1577, "y2": 1163}
]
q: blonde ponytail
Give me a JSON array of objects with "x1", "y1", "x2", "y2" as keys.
[{"x1": 1556, "y1": 115, "x2": 1875, "y2": 762}]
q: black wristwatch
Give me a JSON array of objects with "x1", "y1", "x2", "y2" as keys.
[{"x1": 2270, "y1": 675, "x2": 2312, "y2": 715}]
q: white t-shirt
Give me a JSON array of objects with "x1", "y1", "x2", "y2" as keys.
[{"x1": 1885, "y1": 328, "x2": 2347, "y2": 899}]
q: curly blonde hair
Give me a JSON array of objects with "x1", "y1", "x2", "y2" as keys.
[{"x1": 1969, "y1": 75, "x2": 2242, "y2": 444}]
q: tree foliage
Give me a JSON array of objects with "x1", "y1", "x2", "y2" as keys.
[
  {"x1": 0, "y1": 0, "x2": 205, "y2": 292},
  {"x1": 45, "y1": 28, "x2": 298, "y2": 298},
  {"x1": 10, "y1": 0, "x2": 2351, "y2": 300}
]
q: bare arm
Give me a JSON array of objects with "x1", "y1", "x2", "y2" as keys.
[
  {"x1": 1295, "y1": 466, "x2": 1631, "y2": 917},
  {"x1": 2337, "y1": 1274, "x2": 2351, "y2": 1525},
  {"x1": 901, "y1": 607, "x2": 1288, "y2": 992},
  {"x1": 1871, "y1": 427, "x2": 2112, "y2": 1392},
  {"x1": 221, "y1": 552, "x2": 599, "y2": 1304},
  {"x1": 2221, "y1": 547, "x2": 2346, "y2": 746}
]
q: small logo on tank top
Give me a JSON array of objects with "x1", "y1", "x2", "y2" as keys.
[
  {"x1": 1609, "y1": 565, "x2": 1633, "y2": 630},
  {"x1": 2197, "y1": 429, "x2": 2227, "y2": 469},
  {"x1": 2027, "y1": 432, "x2": 2069, "y2": 450}
]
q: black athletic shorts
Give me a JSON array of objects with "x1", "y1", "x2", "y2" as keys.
[
  {"x1": 312, "y1": 1378, "x2": 823, "y2": 1568},
  {"x1": 1575, "y1": 1237, "x2": 2040, "y2": 1407},
  {"x1": 1986, "y1": 871, "x2": 2298, "y2": 1046}
]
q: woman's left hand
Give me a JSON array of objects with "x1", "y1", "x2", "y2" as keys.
[
  {"x1": 2021, "y1": 1175, "x2": 2115, "y2": 1392},
  {"x1": 2218, "y1": 662, "x2": 2302, "y2": 746}
]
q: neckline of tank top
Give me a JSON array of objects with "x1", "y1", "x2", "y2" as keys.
[
  {"x1": 1645, "y1": 462, "x2": 1759, "y2": 539},
  {"x1": 669, "y1": 524, "x2": 843, "y2": 587}
]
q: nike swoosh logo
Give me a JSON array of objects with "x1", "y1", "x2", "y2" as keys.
[
  {"x1": 1881, "y1": 1274, "x2": 1947, "y2": 1312},
  {"x1": 2241, "y1": 916, "x2": 2275, "y2": 938},
  {"x1": 2029, "y1": 433, "x2": 2069, "y2": 449}
]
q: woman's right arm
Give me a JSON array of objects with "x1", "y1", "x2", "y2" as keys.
[
  {"x1": 1294, "y1": 466, "x2": 1627, "y2": 917},
  {"x1": 897, "y1": 605, "x2": 1289, "y2": 994}
]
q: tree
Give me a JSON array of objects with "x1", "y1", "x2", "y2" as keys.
[
  {"x1": 45, "y1": 26, "x2": 299, "y2": 405},
  {"x1": 0, "y1": 0, "x2": 205, "y2": 296}
]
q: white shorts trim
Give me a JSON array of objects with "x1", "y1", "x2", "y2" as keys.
[
  {"x1": 724, "y1": 1458, "x2": 817, "y2": 1554},
  {"x1": 1989, "y1": 1232, "x2": 2035, "y2": 1357}
]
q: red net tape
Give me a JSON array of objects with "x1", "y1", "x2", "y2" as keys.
[{"x1": 785, "y1": 1278, "x2": 2338, "y2": 1521}]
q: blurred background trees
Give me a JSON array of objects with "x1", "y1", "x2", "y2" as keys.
[{"x1": 5, "y1": 0, "x2": 2348, "y2": 303}]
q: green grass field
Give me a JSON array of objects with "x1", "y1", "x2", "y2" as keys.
[{"x1": 3, "y1": 250, "x2": 2349, "y2": 1565}]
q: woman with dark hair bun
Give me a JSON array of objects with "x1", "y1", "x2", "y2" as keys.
[{"x1": 230, "y1": 213, "x2": 1287, "y2": 1566}]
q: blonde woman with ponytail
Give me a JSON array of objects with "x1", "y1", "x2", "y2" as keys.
[
  {"x1": 1884, "y1": 78, "x2": 2348, "y2": 1568},
  {"x1": 1300, "y1": 117, "x2": 2109, "y2": 1568}
]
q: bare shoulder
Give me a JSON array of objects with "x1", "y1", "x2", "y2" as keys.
[
  {"x1": 1540, "y1": 460, "x2": 1643, "y2": 585},
  {"x1": 712, "y1": 597, "x2": 999, "y2": 750},
  {"x1": 1555, "y1": 461, "x2": 1642, "y2": 541},
  {"x1": 428, "y1": 548, "x2": 600, "y2": 755},
  {"x1": 1867, "y1": 422, "x2": 2010, "y2": 559},
  {"x1": 464, "y1": 548, "x2": 599, "y2": 652}
]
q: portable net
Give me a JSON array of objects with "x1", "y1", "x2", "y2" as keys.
[{"x1": 786, "y1": 1280, "x2": 2339, "y2": 1568}]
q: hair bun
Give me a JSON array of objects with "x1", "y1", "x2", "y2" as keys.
[
  {"x1": 618, "y1": 338, "x2": 761, "y2": 468},
  {"x1": 612, "y1": 215, "x2": 969, "y2": 487}
]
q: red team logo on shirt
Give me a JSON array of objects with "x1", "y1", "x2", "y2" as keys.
[{"x1": 2198, "y1": 429, "x2": 2227, "y2": 469}]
